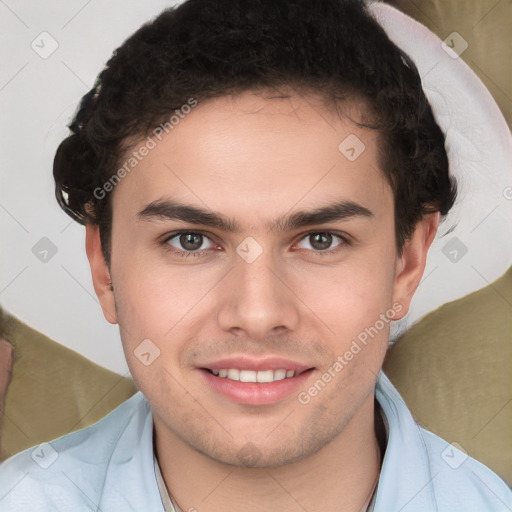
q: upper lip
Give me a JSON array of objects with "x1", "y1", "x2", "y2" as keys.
[{"x1": 199, "y1": 356, "x2": 313, "y2": 373}]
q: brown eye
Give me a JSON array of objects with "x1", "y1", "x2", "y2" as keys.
[
  {"x1": 165, "y1": 232, "x2": 215, "y2": 253},
  {"x1": 179, "y1": 233, "x2": 203, "y2": 251},
  {"x1": 309, "y1": 232, "x2": 333, "y2": 250},
  {"x1": 295, "y1": 232, "x2": 347, "y2": 254}
]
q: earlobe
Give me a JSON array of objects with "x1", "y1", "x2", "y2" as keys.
[
  {"x1": 85, "y1": 224, "x2": 118, "y2": 325},
  {"x1": 392, "y1": 212, "x2": 440, "y2": 320}
]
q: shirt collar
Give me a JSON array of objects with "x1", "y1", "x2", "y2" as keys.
[
  {"x1": 372, "y1": 370, "x2": 438, "y2": 511},
  {"x1": 154, "y1": 451, "x2": 180, "y2": 512}
]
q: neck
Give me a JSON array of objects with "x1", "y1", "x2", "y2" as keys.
[{"x1": 154, "y1": 393, "x2": 383, "y2": 512}]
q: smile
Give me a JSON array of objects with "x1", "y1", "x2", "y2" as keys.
[
  {"x1": 210, "y1": 368, "x2": 298, "y2": 382},
  {"x1": 199, "y1": 359, "x2": 315, "y2": 405}
]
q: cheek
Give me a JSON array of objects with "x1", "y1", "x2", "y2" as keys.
[
  {"x1": 293, "y1": 245, "x2": 397, "y2": 383},
  {"x1": 296, "y1": 246, "x2": 396, "y2": 331},
  {"x1": 110, "y1": 247, "x2": 224, "y2": 386},
  {"x1": 112, "y1": 238, "x2": 211, "y2": 335}
]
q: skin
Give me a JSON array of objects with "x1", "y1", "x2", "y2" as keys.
[{"x1": 86, "y1": 90, "x2": 439, "y2": 512}]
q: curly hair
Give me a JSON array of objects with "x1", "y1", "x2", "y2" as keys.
[{"x1": 53, "y1": 0, "x2": 456, "y2": 268}]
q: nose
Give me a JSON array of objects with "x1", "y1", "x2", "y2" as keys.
[{"x1": 216, "y1": 246, "x2": 301, "y2": 340}]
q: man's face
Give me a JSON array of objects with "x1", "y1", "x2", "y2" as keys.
[{"x1": 92, "y1": 91, "x2": 411, "y2": 467}]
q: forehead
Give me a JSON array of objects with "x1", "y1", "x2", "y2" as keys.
[{"x1": 111, "y1": 91, "x2": 391, "y2": 224}]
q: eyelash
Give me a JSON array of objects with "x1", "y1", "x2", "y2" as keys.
[{"x1": 160, "y1": 230, "x2": 351, "y2": 259}]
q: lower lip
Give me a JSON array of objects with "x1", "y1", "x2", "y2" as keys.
[{"x1": 199, "y1": 368, "x2": 315, "y2": 405}]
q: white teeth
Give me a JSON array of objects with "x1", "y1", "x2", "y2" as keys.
[
  {"x1": 256, "y1": 370, "x2": 274, "y2": 383},
  {"x1": 212, "y1": 368, "x2": 296, "y2": 382},
  {"x1": 227, "y1": 369, "x2": 240, "y2": 381},
  {"x1": 274, "y1": 369, "x2": 287, "y2": 381},
  {"x1": 239, "y1": 370, "x2": 257, "y2": 382}
]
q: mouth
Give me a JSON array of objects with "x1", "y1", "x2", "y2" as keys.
[
  {"x1": 197, "y1": 357, "x2": 315, "y2": 405},
  {"x1": 207, "y1": 368, "x2": 306, "y2": 382}
]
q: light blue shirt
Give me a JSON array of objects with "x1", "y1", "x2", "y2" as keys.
[{"x1": 0, "y1": 371, "x2": 510, "y2": 511}]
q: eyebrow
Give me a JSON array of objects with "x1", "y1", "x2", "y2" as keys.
[{"x1": 137, "y1": 198, "x2": 373, "y2": 233}]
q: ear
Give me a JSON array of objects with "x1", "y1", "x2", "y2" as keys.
[
  {"x1": 85, "y1": 224, "x2": 118, "y2": 324},
  {"x1": 392, "y1": 212, "x2": 440, "y2": 320}
]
